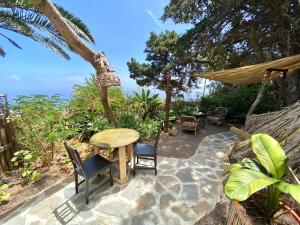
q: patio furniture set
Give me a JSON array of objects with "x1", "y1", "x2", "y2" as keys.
[
  {"x1": 63, "y1": 107, "x2": 227, "y2": 205},
  {"x1": 64, "y1": 127, "x2": 161, "y2": 205},
  {"x1": 181, "y1": 107, "x2": 228, "y2": 136}
]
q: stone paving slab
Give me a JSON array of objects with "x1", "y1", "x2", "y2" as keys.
[{"x1": 1, "y1": 132, "x2": 236, "y2": 225}]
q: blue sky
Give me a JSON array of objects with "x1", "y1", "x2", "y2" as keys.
[{"x1": 0, "y1": 0, "x2": 202, "y2": 102}]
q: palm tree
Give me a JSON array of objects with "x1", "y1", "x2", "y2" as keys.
[
  {"x1": 32, "y1": 0, "x2": 120, "y2": 124},
  {"x1": 0, "y1": 0, "x2": 94, "y2": 59}
]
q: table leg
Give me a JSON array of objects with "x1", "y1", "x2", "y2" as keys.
[
  {"x1": 118, "y1": 146, "x2": 127, "y2": 184},
  {"x1": 127, "y1": 144, "x2": 134, "y2": 163}
]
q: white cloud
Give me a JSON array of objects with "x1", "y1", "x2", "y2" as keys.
[
  {"x1": 4, "y1": 75, "x2": 21, "y2": 81},
  {"x1": 147, "y1": 9, "x2": 164, "y2": 29}
]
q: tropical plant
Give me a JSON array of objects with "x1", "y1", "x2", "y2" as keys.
[
  {"x1": 11, "y1": 149, "x2": 42, "y2": 181},
  {"x1": 0, "y1": 184, "x2": 10, "y2": 202},
  {"x1": 225, "y1": 133, "x2": 300, "y2": 221},
  {"x1": 0, "y1": 0, "x2": 94, "y2": 58},
  {"x1": 132, "y1": 88, "x2": 161, "y2": 120}
]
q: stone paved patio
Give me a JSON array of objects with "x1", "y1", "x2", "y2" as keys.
[{"x1": 1, "y1": 132, "x2": 236, "y2": 225}]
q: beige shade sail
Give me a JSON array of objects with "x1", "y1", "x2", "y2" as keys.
[{"x1": 194, "y1": 54, "x2": 300, "y2": 85}]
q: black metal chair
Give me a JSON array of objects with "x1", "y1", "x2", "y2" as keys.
[
  {"x1": 133, "y1": 128, "x2": 161, "y2": 176},
  {"x1": 64, "y1": 142, "x2": 113, "y2": 204}
]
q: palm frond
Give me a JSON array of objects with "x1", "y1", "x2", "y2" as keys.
[
  {"x1": 55, "y1": 4, "x2": 95, "y2": 43},
  {"x1": 0, "y1": 32, "x2": 22, "y2": 49},
  {"x1": 0, "y1": 45, "x2": 6, "y2": 57},
  {"x1": 31, "y1": 33, "x2": 70, "y2": 60},
  {"x1": 0, "y1": 0, "x2": 36, "y2": 11},
  {"x1": 0, "y1": 10, "x2": 33, "y2": 35},
  {"x1": 0, "y1": 0, "x2": 94, "y2": 58}
]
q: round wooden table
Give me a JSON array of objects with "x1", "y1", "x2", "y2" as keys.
[{"x1": 90, "y1": 128, "x2": 140, "y2": 184}]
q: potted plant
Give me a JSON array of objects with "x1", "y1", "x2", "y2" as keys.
[{"x1": 225, "y1": 133, "x2": 300, "y2": 224}]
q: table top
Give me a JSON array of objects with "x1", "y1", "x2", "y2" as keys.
[{"x1": 90, "y1": 128, "x2": 140, "y2": 148}]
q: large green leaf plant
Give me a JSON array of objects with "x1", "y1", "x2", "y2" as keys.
[{"x1": 225, "y1": 133, "x2": 300, "y2": 219}]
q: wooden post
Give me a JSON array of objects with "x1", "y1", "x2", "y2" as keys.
[{"x1": 118, "y1": 146, "x2": 127, "y2": 184}]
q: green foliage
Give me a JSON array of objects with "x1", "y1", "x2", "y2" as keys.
[
  {"x1": 11, "y1": 150, "x2": 42, "y2": 181},
  {"x1": 162, "y1": 0, "x2": 300, "y2": 68},
  {"x1": 0, "y1": 184, "x2": 10, "y2": 202},
  {"x1": 117, "y1": 110, "x2": 141, "y2": 130},
  {"x1": 69, "y1": 75, "x2": 124, "y2": 139},
  {"x1": 0, "y1": 0, "x2": 94, "y2": 58},
  {"x1": 9, "y1": 80, "x2": 162, "y2": 175},
  {"x1": 9, "y1": 95, "x2": 76, "y2": 163},
  {"x1": 132, "y1": 88, "x2": 161, "y2": 120},
  {"x1": 128, "y1": 30, "x2": 201, "y2": 130},
  {"x1": 137, "y1": 119, "x2": 160, "y2": 140},
  {"x1": 225, "y1": 133, "x2": 300, "y2": 219},
  {"x1": 199, "y1": 85, "x2": 279, "y2": 124},
  {"x1": 252, "y1": 134, "x2": 286, "y2": 179},
  {"x1": 127, "y1": 31, "x2": 200, "y2": 92}
]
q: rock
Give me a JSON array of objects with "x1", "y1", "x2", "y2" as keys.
[
  {"x1": 131, "y1": 212, "x2": 159, "y2": 225},
  {"x1": 176, "y1": 168, "x2": 196, "y2": 183},
  {"x1": 169, "y1": 127, "x2": 178, "y2": 136},
  {"x1": 169, "y1": 184, "x2": 181, "y2": 195},
  {"x1": 136, "y1": 193, "x2": 156, "y2": 211},
  {"x1": 182, "y1": 184, "x2": 199, "y2": 201},
  {"x1": 171, "y1": 203, "x2": 195, "y2": 221},
  {"x1": 154, "y1": 181, "x2": 164, "y2": 193},
  {"x1": 160, "y1": 193, "x2": 175, "y2": 209}
]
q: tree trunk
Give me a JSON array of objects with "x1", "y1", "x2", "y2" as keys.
[
  {"x1": 163, "y1": 74, "x2": 172, "y2": 133},
  {"x1": 100, "y1": 86, "x2": 116, "y2": 124},
  {"x1": 246, "y1": 79, "x2": 269, "y2": 119},
  {"x1": 32, "y1": 0, "x2": 116, "y2": 122}
]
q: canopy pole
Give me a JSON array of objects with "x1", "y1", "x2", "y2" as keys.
[{"x1": 246, "y1": 71, "x2": 271, "y2": 120}]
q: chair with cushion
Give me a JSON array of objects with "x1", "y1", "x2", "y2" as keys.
[
  {"x1": 64, "y1": 142, "x2": 113, "y2": 204},
  {"x1": 181, "y1": 115, "x2": 199, "y2": 136},
  {"x1": 133, "y1": 127, "x2": 161, "y2": 176},
  {"x1": 207, "y1": 107, "x2": 228, "y2": 126}
]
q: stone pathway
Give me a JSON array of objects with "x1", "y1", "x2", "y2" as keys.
[{"x1": 1, "y1": 132, "x2": 236, "y2": 225}]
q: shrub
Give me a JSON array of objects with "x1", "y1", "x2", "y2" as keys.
[
  {"x1": 0, "y1": 184, "x2": 10, "y2": 202},
  {"x1": 11, "y1": 150, "x2": 42, "y2": 182},
  {"x1": 9, "y1": 95, "x2": 76, "y2": 163},
  {"x1": 70, "y1": 75, "x2": 126, "y2": 114},
  {"x1": 137, "y1": 119, "x2": 160, "y2": 140},
  {"x1": 199, "y1": 84, "x2": 279, "y2": 124},
  {"x1": 69, "y1": 75, "x2": 125, "y2": 139},
  {"x1": 117, "y1": 110, "x2": 141, "y2": 130}
]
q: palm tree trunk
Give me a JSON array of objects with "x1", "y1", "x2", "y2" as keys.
[
  {"x1": 32, "y1": 0, "x2": 116, "y2": 123},
  {"x1": 100, "y1": 86, "x2": 116, "y2": 124}
]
